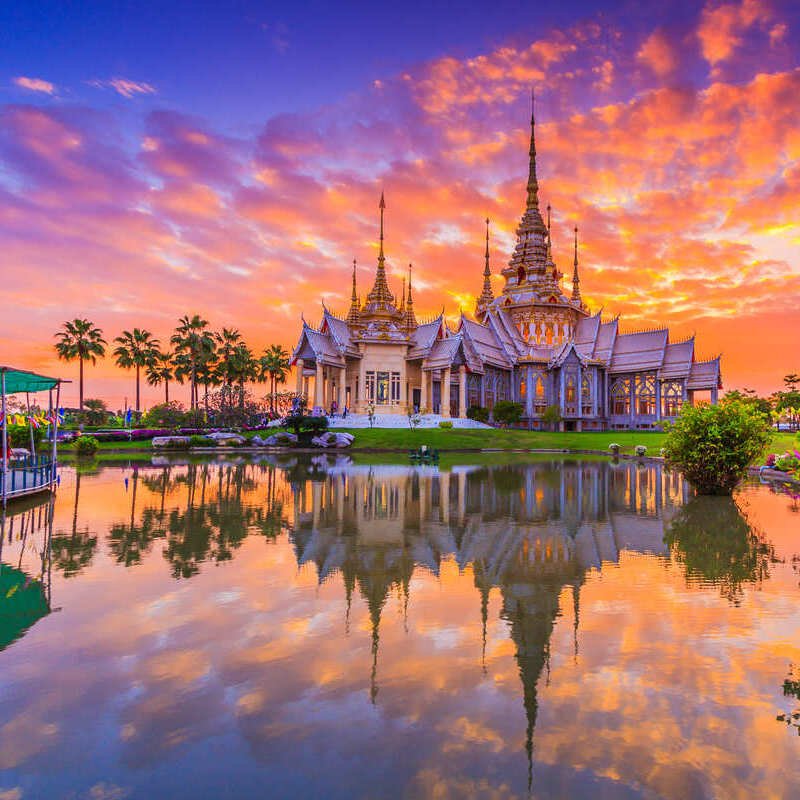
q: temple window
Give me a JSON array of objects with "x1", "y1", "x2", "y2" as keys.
[
  {"x1": 662, "y1": 380, "x2": 683, "y2": 416},
  {"x1": 517, "y1": 266, "x2": 526, "y2": 284},
  {"x1": 390, "y1": 372, "x2": 401, "y2": 403},
  {"x1": 376, "y1": 371, "x2": 390, "y2": 403},
  {"x1": 519, "y1": 377, "x2": 526, "y2": 398},
  {"x1": 636, "y1": 375, "x2": 656, "y2": 415},
  {"x1": 581, "y1": 372, "x2": 592, "y2": 415},
  {"x1": 611, "y1": 378, "x2": 631, "y2": 415},
  {"x1": 565, "y1": 375, "x2": 577, "y2": 403},
  {"x1": 365, "y1": 371, "x2": 376, "y2": 402},
  {"x1": 545, "y1": 323, "x2": 553, "y2": 345}
]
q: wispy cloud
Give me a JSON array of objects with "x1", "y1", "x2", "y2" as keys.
[
  {"x1": 88, "y1": 77, "x2": 157, "y2": 98},
  {"x1": 12, "y1": 76, "x2": 56, "y2": 95}
]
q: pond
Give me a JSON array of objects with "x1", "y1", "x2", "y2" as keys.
[{"x1": 1, "y1": 455, "x2": 799, "y2": 799}]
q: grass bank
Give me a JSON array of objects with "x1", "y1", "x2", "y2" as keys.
[{"x1": 57, "y1": 428, "x2": 796, "y2": 458}]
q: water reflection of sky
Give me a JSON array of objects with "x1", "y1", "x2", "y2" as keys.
[{"x1": 1, "y1": 457, "x2": 799, "y2": 799}]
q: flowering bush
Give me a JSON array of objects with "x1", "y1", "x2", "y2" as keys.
[
  {"x1": 766, "y1": 453, "x2": 777, "y2": 467},
  {"x1": 74, "y1": 436, "x2": 99, "y2": 456},
  {"x1": 663, "y1": 399, "x2": 771, "y2": 495},
  {"x1": 774, "y1": 452, "x2": 800, "y2": 474}
]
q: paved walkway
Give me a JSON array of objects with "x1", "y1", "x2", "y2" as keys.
[{"x1": 326, "y1": 413, "x2": 490, "y2": 429}]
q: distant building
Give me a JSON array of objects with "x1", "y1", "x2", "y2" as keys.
[{"x1": 291, "y1": 96, "x2": 721, "y2": 429}]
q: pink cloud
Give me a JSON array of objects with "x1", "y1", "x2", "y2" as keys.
[
  {"x1": 89, "y1": 77, "x2": 157, "y2": 98},
  {"x1": 13, "y1": 76, "x2": 56, "y2": 95}
]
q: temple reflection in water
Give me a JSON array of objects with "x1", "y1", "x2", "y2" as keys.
[{"x1": 289, "y1": 457, "x2": 689, "y2": 783}]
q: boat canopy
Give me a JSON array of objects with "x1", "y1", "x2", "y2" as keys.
[{"x1": 0, "y1": 367, "x2": 62, "y2": 394}]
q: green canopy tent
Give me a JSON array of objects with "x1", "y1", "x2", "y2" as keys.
[{"x1": 1, "y1": 366, "x2": 66, "y2": 506}]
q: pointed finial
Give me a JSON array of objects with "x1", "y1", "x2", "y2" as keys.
[
  {"x1": 484, "y1": 217, "x2": 490, "y2": 275},
  {"x1": 526, "y1": 88, "x2": 539, "y2": 210},
  {"x1": 347, "y1": 257, "x2": 361, "y2": 324},
  {"x1": 476, "y1": 218, "x2": 495, "y2": 318},
  {"x1": 571, "y1": 225, "x2": 582, "y2": 304}
]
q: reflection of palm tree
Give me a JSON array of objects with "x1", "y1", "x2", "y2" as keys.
[
  {"x1": 109, "y1": 466, "x2": 166, "y2": 566},
  {"x1": 665, "y1": 495, "x2": 776, "y2": 604},
  {"x1": 51, "y1": 470, "x2": 98, "y2": 577}
]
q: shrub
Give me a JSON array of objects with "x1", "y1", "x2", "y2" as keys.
[
  {"x1": 7, "y1": 424, "x2": 45, "y2": 449},
  {"x1": 189, "y1": 435, "x2": 215, "y2": 447},
  {"x1": 635, "y1": 445, "x2": 647, "y2": 457},
  {"x1": 774, "y1": 452, "x2": 800, "y2": 474},
  {"x1": 663, "y1": 400, "x2": 771, "y2": 495},
  {"x1": 467, "y1": 405, "x2": 489, "y2": 423},
  {"x1": 608, "y1": 443, "x2": 621, "y2": 453},
  {"x1": 82, "y1": 399, "x2": 110, "y2": 427},
  {"x1": 438, "y1": 420, "x2": 453, "y2": 429},
  {"x1": 141, "y1": 402, "x2": 190, "y2": 429},
  {"x1": 493, "y1": 401, "x2": 524, "y2": 427},
  {"x1": 541, "y1": 404, "x2": 562, "y2": 430},
  {"x1": 74, "y1": 436, "x2": 99, "y2": 456}
]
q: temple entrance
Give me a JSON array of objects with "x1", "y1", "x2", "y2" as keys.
[
  {"x1": 450, "y1": 385, "x2": 459, "y2": 418},
  {"x1": 564, "y1": 420, "x2": 576, "y2": 432},
  {"x1": 432, "y1": 382, "x2": 441, "y2": 414},
  {"x1": 412, "y1": 388, "x2": 421, "y2": 413}
]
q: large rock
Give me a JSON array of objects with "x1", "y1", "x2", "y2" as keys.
[
  {"x1": 312, "y1": 431, "x2": 354, "y2": 449},
  {"x1": 250, "y1": 435, "x2": 266, "y2": 447},
  {"x1": 152, "y1": 436, "x2": 190, "y2": 448},
  {"x1": 206, "y1": 432, "x2": 246, "y2": 445},
  {"x1": 264, "y1": 431, "x2": 298, "y2": 446}
]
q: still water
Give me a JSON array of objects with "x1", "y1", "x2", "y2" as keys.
[{"x1": 1, "y1": 455, "x2": 799, "y2": 800}]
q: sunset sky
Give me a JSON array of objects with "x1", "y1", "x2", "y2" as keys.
[{"x1": 1, "y1": 0, "x2": 799, "y2": 407}]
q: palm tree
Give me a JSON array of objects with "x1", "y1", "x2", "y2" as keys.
[
  {"x1": 229, "y1": 342, "x2": 257, "y2": 409},
  {"x1": 113, "y1": 329, "x2": 161, "y2": 412},
  {"x1": 260, "y1": 344, "x2": 290, "y2": 414},
  {"x1": 214, "y1": 328, "x2": 243, "y2": 408},
  {"x1": 146, "y1": 351, "x2": 174, "y2": 404},
  {"x1": 171, "y1": 315, "x2": 215, "y2": 410},
  {"x1": 54, "y1": 319, "x2": 107, "y2": 410}
]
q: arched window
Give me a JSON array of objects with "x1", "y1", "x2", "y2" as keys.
[
  {"x1": 545, "y1": 323, "x2": 553, "y2": 346},
  {"x1": 519, "y1": 377, "x2": 526, "y2": 399},
  {"x1": 565, "y1": 375, "x2": 577, "y2": 403},
  {"x1": 636, "y1": 375, "x2": 656, "y2": 416},
  {"x1": 662, "y1": 380, "x2": 683, "y2": 417},
  {"x1": 611, "y1": 378, "x2": 630, "y2": 415},
  {"x1": 535, "y1": 375, "x2": 545, "y2": 399},
  {"x1": 581, "y1": 372, "x2": 592, "y2": 415}
]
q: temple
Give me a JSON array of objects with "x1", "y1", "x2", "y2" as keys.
[{"x1": 291, "y1": 94, "x2": 722, "y2": 430}]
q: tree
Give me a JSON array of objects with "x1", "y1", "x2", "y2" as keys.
[
  {"x1": 784, "y1": 373, "x2": 800, "y2": 392},
  {"x1": 146, "y1": 351, "x2": 174, "y2": 404},
  {"x1": 663, "y1": 399, "x2": 771, "y2": 495},
  {"x1": 171, "y1": 315, "x2": 215, "y2": 410},
  {"x1": 541, "y1": 404, "x2": 562, "y2": 431},
  {"x1": 260, "y1": 344, "x2": 291, "y2": 414},
  {"x1": 492, "y1": 400, "x2": 524, "y2": 427},
  {"x1": 83, "y1": 398, "x2": 109, "y2": 426},
  {"x1": 113, "y1": 328, "x2": 161, "y2": 412},
  {"x1": 54, "y1": 318, "x2": 107, "y2": 410}
]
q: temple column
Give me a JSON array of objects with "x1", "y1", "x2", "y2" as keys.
[
  {"x1": 420, "y1": 367, "x2": 428, "y2": 413},
  {"x1": 711, "y1": 386, "x2": 718, "y2": 405},
  {"x1": 629, "y1": 374, "x2": 636, "y2": 429},
  {"x1": 314, "y1": 360, "x2": 323, "y2": 410},
  {"x1": 442, "y1": 367, "x2": 451, "y2": 418},
  {"x1": 303, "y1": 375, "x2": 310, "y2": 401},
  {"x1": 338, "y1": 367, "x2": 345, "y2": 411},
  {"x1": 458, "y1": 366, "x2": 467, "y2": 418},
  {"x1": 655, "y1": 380, "x2": 662, "y2": 421},
  {"x1": 358, "y1": 357, "x2": 366, "y2": 413},
  {"x1": 480, "y1": 373, "x2": 486, "y2": 407},
  {"x1": 295, "y1": 359, "x2": 303, "y2": 395},
  {"x1": 525, "y1": 366, "x2": 534, "y2": 418}
]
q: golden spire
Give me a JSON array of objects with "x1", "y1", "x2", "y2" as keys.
[
  {"x1": 347, "y1": 257, "x2": 361, "y2": 324},
  {"x1": 526, "y1": 88, "x2": 540, "y2": 211},
  {"x1": 571, "y1": 225, "x2": 582, "y2": 303},
  {"x1": 365, "y1": 191, "x2": 396, "y2": 309},
  {"x1": 400, "y1": 276, "x2": 406, "y2": 313},
  {"x1": 404, "y1": 263, "x2": 417, "y2": 330},
  {"x1": 546, "y1": 202, "x2": 553, "y2": 261},
  {"x1": 476, "y1": 217, "x2": 495, "y2": 318}
]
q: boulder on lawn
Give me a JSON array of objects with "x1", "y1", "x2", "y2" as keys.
[
  {"x1": 264, "y1": 431, "x2": 298, "y2": 446},
  {"x1": 250, "y1": 435, "x2": 266, "y2": 447},
  {"x1": 152, "y1": 436, "x2": 190, "y2": 448},
  {"x1": 206, "y1": 432, "x2": 246, "y2": 446},
  {"x1": 312, "y1": 431, "x2": 354, "y2": 449}
]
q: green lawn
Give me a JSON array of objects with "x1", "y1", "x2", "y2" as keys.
[{"x1": 57, "y1": 427, "x2": 797, "y2": 460}]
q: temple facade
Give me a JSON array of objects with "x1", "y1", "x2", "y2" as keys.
[{"x1": 291, "y1": 98, "x2": 722, "y2": 430}]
